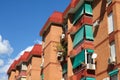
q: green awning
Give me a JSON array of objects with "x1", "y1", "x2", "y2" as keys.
[
  {"x1": 72, "y1": 50, "x2": 85, "y2": 69},
  {"x1": 73, "y1": 26, "x2": 84, "y2": 47},
  {"x1": 85, "y1": 3, "x2": 93, "y2": 15},
  {"x1": 81, "y1": 77, "x2": 96, "y2": 80},
  {"x1": 109, "y1": 69, "x2": 119, "y2": 76},
  {"x1": 85, "y1": 25, "x2": 94, "y2": 41},
  {"x1": 87, "y1": 49, "x2": 94, "y2": 53},
  {"x1": 73, "y1": 3, "x2": 93, "y2": 25},
  {"x1": 73, "y1": 25, "x2": 94, "y2": 47},
  {"x1": 62, "y1": 63, "x2": 67, "y2": 74},
  {"x1": 73, "y1": 4, "x2": 84, "y2": 24}
]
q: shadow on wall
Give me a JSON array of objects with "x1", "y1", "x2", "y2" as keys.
[{"x1": 93, "y1": 0, "x2": 107, "y2": 37}]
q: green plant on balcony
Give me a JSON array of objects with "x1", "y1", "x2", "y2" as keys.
[{"x1": 56, "y1": 43, "x2": 67, "y2": 62}]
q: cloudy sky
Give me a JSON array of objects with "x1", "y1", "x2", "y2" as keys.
[{"x1": 0, "y1": 0, "x2": 70, "y2": 79}]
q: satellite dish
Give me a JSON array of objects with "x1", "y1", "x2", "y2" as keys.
[{"x1": 92, "y1": 53, "x2": 97, "y2": 59}]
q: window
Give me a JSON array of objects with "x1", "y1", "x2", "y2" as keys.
[
  {"x1": 87, "y1": 53, "x2": 93, "y2": 64},
  {"x1": 110, "y1": 41, "x2": 116, "y2": 59},
  {"x1": 109, "y1": 69, "x2": 119, "y2": 80},
  {"x1": 85, "y1": 49, "x2": 94, "y2": 64},
  {"x1": 73, "y1": 3, "x2": 93, "y2": 25},
  {"x1": 73, "y1": 25, "x2": 94, "y2": 47},
  {"x1": 107, "y1": 0, "x2": 112, "y2": 6},
  {"x1": 110, "y1": 74, "x2": 118, "y2": 80},
  {"x1": 108, "y1": 12, "x2": 114, "y2": 34}
]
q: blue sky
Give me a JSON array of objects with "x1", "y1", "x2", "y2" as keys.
[{"x1": 0, "y1": 0, "x2": 70, "y2": 79}]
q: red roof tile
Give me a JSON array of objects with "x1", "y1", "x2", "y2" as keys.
[
  {"x1": 30, "y1": 44, "x2": 42, "y2": 56},
  {"x1": 40, "y1": 11, "x2": 64, "y2": 36},
  {"x1": 7, "y1": 60, "x2": 18, "y2": 74}
]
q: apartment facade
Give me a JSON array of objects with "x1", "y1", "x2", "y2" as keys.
[
  {"x1": 7, "y1": 44, "x2": 42, "y2": 80},
  {"x1": 40, "y1": 0, "x2": 120, "y2": 80},
  {"x1": 8, "y1": 0, "x2": 120, "y2": 80}
]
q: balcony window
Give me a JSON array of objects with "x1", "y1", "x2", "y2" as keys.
[
  {"x1": 72, "y1": 49, "x2": 94, "y2": 69},
  {"x1": 73, "y1": 3, "x2": 93, "y2": 24},
  {"x1": 109, "y1": 69, "x2": 118, "y2": 80},
  {"x1": 110, "y1": 41, "x2": 116, "y2": 60},
  {"x1": 21, "y1": 63, "x2": 27, "y2": 71},
  {"x1": 108, "y1": 12, "x2": 114, "y2": 34},
  {"x1": 73, "y1": 25, "x2": 94, "y2": 47}
]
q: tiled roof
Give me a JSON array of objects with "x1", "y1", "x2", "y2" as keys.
[
  {"x1": 40, "y1": 11, "x2": 64, "y2": 36},
  {"x1": 17, "y1": 51, "x2": 30, "y2": 66},
  {"x1": 7, "y1": 60, "x2": 18, "y2": 74},
  {"x1": 29, "y1": 44, "x2": 42, "y2": 56}
]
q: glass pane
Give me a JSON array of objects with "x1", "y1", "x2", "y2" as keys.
[
  {"x1": 111, "y1": 74, "x2": 118, "y2": 80},
  {"x1": 108, "y1": 12, "x2": 114, "y2": 33},
  {"x1": 110, "y1": 42, "x2": 116, "y2": 58}
]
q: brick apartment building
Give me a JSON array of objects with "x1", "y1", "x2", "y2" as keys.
[
  {"x1": 7, "y1": 0, "x2": 120, "y2": 80},
  {"x1": 7, "y1": 44, "x2": 42, "y2": 80}
]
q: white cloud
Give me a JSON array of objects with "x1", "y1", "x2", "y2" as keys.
[
  {"x1": 0, "y1": 59, "x2": 4, "y2": 66},
  {"x1": 0, "y1": 35, "x2": 13, "y2": 54},
  {"x1": 0, "y1": 64, "x2": 10, "y2": 73},
  {"x1": 15, "y1": 46, "x2": 33, "y2": 60},
  {"x1": 0, "y1": 58, "x2": 13, "y2": 74},
  {"x1": 0, "y1": 74, "x2": 8, "y2": 80},
  {"x1": 34, "y1": 39, "x2": 42, "y2": 44},
  {"x1": 0, "y1": 46, "x2": 33, "y2": 74}
]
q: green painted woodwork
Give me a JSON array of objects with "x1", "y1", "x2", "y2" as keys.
[{"x1": 109, "y1": 69, "x2": 119, "y2": 76}]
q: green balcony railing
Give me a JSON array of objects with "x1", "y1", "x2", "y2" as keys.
[
  {"x1": 73, "y1": 2, "x2": 93, "y2": 25},
  {"x1": 73, "y1": 25, "x2": 94, "y2": 47}
]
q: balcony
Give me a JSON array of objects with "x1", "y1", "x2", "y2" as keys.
[
  {"x1": 16, "y1": 71, "x2": 26, "y2": 80},
  {"x1": 71, "y1": 49, "x2": 96, "y2": 70},
  {"x1": 68, "y1": 15, "x2": 93, "y2": 35},
  {"x1": 73, "y1": 25, "x2": 94, "y2": 48},
  {"x1": 70, "y1": 40, "x2": 94, "y2": 56},
  {"x1": 73, "y1": 2, "x2": 93, "y2": 25}
]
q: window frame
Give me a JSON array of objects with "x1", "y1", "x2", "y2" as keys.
[{"x1": 108, "y1": 12, "x2": 114, "y2": 34}]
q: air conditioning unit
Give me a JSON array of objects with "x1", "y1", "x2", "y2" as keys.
[
  {"x1": 93, "y1": 20, "x2": 99, "y2": 27},
  {"x1": 109, "y1": 57, "x2": 116, "y2": 64},
  {"x1": 86, "y1": 64, "x2": 96, "y2": 70},
  {"x1": 103, "y1": 77, "x2": 110, "y2": 80}
]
